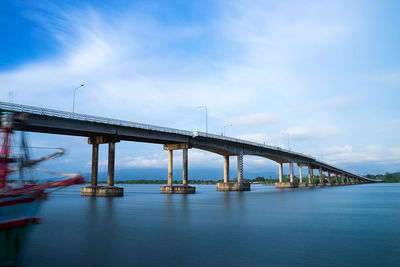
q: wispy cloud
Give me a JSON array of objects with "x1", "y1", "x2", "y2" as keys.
[
  {"x1": 3, "y1": 1, "x2": 397, "y2": 174},
  {"x1": 283, "y1": 126, "x2": 341, "y2": 141},
  {"x1": 371, "y1": 72, "x2": 400, "y2": 83},
  {"x1": 229, "y1": 112, "x2": 278, "y2": 127},
  {"x1": 320, "y1": 144, "x2": 400, "y2": 165}
]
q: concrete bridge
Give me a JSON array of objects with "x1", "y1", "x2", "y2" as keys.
[{"x1": 0, "y1": 101, "x2": 380, "y2": 196}]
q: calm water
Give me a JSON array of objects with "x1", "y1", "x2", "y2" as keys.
[{"x1": 20, "y1": 184, "x2": 400, "y2": 267}]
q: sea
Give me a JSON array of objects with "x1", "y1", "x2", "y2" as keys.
[{"x1": 19, "y1": 183, "x2": 400, "y2": 267}]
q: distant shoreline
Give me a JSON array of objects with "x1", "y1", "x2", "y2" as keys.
[{"x1": 8, "y1": 172, "x2": 400, "y2": 184}]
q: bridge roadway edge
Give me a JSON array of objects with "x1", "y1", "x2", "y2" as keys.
[{"x1": 0, "y1": 102, "x2": 381, "y2": 188}]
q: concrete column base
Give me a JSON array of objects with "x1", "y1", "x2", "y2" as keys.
[
  {"x1": 325, "y1": 183, "x2": 333, "y2": 187},
  {"x1": 274, "y1": 182, "x2": 299, "y2": 188},
  {"x1": 217, "y1": 182, "x2": 250, "y2": 191},
  {"x1": 81, "y1": 186, "x2": 124, "y2": 197},
  {"x1": 317, "y1": 183, "x2": 325, "y2": 187},
  {"x1": 298, "y1": 183, "x2": 307, "y2": 188},
  {"x1": 160, "y1": 185, "x2": 196, "y2": 194},
  {"x1": 307, "y1": 183, "x2": 316, "y2": 188}
]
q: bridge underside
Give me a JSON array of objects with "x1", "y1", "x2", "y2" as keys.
[{"x1": 0, "y1": 102, "x2": 380, "y2": 196}]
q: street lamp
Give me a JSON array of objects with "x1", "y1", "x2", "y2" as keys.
[
  {"x1": 197, "y1": 106, "x2": 208, "y2": 133},
  {"x1": 72, "y1": 84, "x2": 84, "y2": 113},
  {"x1": 223, "y1": 124, "x2": 232, "y2": 136}
]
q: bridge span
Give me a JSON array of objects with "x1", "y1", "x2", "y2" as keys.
[{"x1": 0, "y1": 101, "x2": 380, "y2": 196}]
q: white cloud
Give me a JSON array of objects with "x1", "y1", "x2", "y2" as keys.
[
  {"x1": 5, "y1": 1, "x2": 395, "y2": 174},
  {"x1": 283, "y1": 126, "x2": 341, "y2": 141},
  {"x1": 392, "y1": 118, "x2": 400, "y2": 125},
  {"x1": 371, "y1": 72, "x2": 400, "y2": 83},
  {"x1": 113, "y1": 150, "x2": 222, "y2": 169},
  {"x1": 229, "y1": 112, "x2": 278, "y2": 127},
  {"x1": 319, "y1": 144, "x2": 400, "y2": 165},
  {"x1": 323, "y1": 145, "x2": 353, "y2": 155}
]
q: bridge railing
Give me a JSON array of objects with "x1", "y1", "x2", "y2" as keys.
[
  {"x1": 1, "y1": 101, "x2": 313, "y2": 159},
  {"x1": 0, "y1": 101, "x2": 193, "y2": 137},
  {"x1": 193, "y1": 131, "x2": 315, "y2": 160},
  {"x1": 0, "y1": 102, "x2": 379, "y2": 182}
]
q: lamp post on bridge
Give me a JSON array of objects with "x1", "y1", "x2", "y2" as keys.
[
  {"x1": 197, "y1": 106, "x2": 208, "y2": 133},
  {"x1": 223, "y1": 124, "x2": 232, "y2": 136},
  {"x1": 73, "y1": 84, "x2": 84, "y2": 113}
]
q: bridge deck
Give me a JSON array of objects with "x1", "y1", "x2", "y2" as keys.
[{"x1": 0, "y1": 101, "x2": 380, "y2": 183}]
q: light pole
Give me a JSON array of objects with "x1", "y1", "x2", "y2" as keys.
[
  {"x1": 223, "y1": 124, "x2": 232, "y2": 136},
  {"x1": 197, "y1": 106, "x2": 208, "y2": 133},
  {"x1": 73, "y1": 84, "x2": 84, "y2": 113}
]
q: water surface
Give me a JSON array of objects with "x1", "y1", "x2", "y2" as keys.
[{"x1": 20, "y1": 184, "x2": 400, "y2": 266}]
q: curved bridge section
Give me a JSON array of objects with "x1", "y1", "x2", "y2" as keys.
[{"x1": 0, "y1": 101, "x2": 380, "y2": 195}]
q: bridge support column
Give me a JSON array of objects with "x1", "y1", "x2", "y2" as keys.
[
  {"x1": 275, "y1": 162, "x2": 298, "y2": 189},
  {"x1": 308, "y1": 167, "x2": 315, "y2": 187},
  {"x1": 107, "y1": 142, "x2": 115, "y2": 186},
  {"x1": 82, "y1": 137, "x2": 123, "y2": 197},
  {"x1": 182, "y1": 148, "x2": 188, "y2": 186},
  {"x1": 161, "y1": 144, "x2": 195, "y2": 194},
  {"x1": 297, "y1": 164, "x2": 306, "y2": 187},
  {"x1": 318, "y1": 169, "x2": 324, "y2": 186},
  {"x1": 299, "y1": 165, "x2": 302, "y2": 184},
  {"x1": 224, "y1": 155, "x2": 229, "y2": 183},
  {"x1": 91, "y1": 143, "x2": 99, "y2": 186},
  {"x1": 238, "y1": 154, "x2": 250, "y2": 191},
  {"x1": 289, "y1": 163, "x2": 294, "y2": 183},
  {"x1": 335, "y1": 174, "x2": 339, "y2": 185},
  {"x1": 218, "y1": 154, "x2": 249, "y2": 191},
  {"x1": 237, "y1": 154, "x2": 243, "y2": 184},
  {"x1": 326, "y1": 172, "x2": 332, "y2": 186},
  {"x1": 167, "y1": 149, "x2": 173, "y2": 186}
]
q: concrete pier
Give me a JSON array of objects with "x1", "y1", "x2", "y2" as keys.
[
  {"x1": 275, "y1": 162, "x2": 298, "y2": 188},
  {"x1": 298, "y1": 165, "x2": 303, "y2": 184},
  {"x1": 308, "y1": 167, "x2": 315, "y2": 187},
  {"x1": 298, "y1": 165, "x2": 307, "y2": 187},
  {"x1": 327, "y1": 172, "x2": 332, "y2": 186},
  {"x1": 160, "y1": 144, "x2": 195, "y2": 194},
  {"x1": 82, "y1": 137, "x2": 123, "y2": 197},
  {"x1": 183, "y1": 148, "x2": 188, "y2": 186},
  {"x1": 160, "y1": 185, "x2": 195, "y2": 194},
  {"x1": 91, "y1": 143, "x2": 99, "y2": 186},
  {"x1": 317, "y1": 168, "x2": 324, "y2": 187},
  {"x1": 217, "y1": 182, "x2": 250, "y2": 191},
  {"x1": 290, "y1": 163, "x2": 294, "y2": 184},
  {"x1": 217, "y1": 154, "x2": 250, "y2": 191},
  {"x1": 237, "y1": 154, "x2": 250, "y2": 191},
  {"x1": 224, "y1": 155, "x2": 229, "y2": 183},
  {"x1": 275, "y1": 182, "x2": 299, "y2": 188},
  {"x1": 108, "y1": 142, "x2": 115, "y2": 186},
  {"x1": 81, "y1": 186, "x2": 124, "y2": 196},
  {"x1": 167, "y1": 149, "x2": 173, "y2": 186}
]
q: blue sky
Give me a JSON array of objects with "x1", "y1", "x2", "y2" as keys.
[{"x1": 1, "y1": 0, "x2": 400, "y2": 179}]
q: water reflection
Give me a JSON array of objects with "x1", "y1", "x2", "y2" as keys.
[{"x1": 21, "y1": 184, "x2": 400, "y2": 267}]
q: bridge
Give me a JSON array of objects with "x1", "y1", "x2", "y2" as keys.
[{"x1": 0, "y1": 101, "x2": 380, "y2": 196}]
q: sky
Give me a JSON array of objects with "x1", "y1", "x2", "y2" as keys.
[{"x1": 1, "y1": 0, "x2": 400, "y2": 179}]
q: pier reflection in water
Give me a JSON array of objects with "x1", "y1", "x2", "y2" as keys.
[{"x1": 20, "y1": 184, "x2": 400, "y2": 267}]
